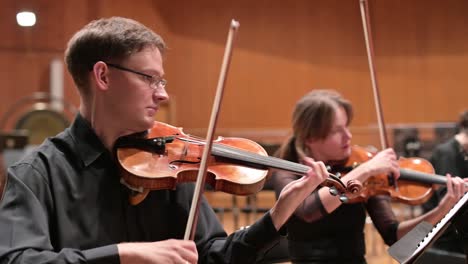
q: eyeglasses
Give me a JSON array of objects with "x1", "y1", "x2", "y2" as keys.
[{"x1": 106, "y1": 63, "x2": 167, "y2": 90}]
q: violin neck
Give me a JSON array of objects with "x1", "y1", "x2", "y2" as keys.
[
  {"x1": 212, "y1": 143, "x2": 309, "y2": 175},
  {"x1": 399, "y1": 168, "x2": 447, "y2": 185}
]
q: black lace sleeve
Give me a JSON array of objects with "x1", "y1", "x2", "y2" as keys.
[
  {"x1": 365, "y1": 195, "x2": 399, "y2": 245},
  {"x1": 271, "y1": 170, "x2": 328, "y2": 223}
]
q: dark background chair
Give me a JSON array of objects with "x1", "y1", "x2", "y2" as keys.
[{"x1": 0, "y1": 131, "x2": 28, "y2": 198}]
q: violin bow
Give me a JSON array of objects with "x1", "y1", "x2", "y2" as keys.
[
  {"x1": 359, "y1": 0, "x2": 389, "y2": 149},
  {"x1": 184, "y1": 20, "x2": 240, "y2": 240}
]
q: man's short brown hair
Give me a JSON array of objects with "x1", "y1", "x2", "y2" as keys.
[{"x1": 64, "y1": 17, "x2": 166, "y2": 98}]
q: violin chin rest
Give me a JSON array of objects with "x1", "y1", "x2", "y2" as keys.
[{"x1": 128, "y1": 189, "x2": 150, "y2": 205}]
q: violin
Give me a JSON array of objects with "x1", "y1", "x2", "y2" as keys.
[
  {"x1": 328, "y1": 145, "x2": 456, "y2": 205},
  {"x1": 116, "y1": 121, "x2": 362, "y2": 205},
  {"x1": 358, "y1": 0, "x2": 449, "y2": 205}
]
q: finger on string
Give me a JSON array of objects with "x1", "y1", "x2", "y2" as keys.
[
  {"x1": 456, "y1": 177, "x2": 464, "y2": 197},
  {"x1": 446, "y1": 174, "x2": 453, "y2": 195},
  {"x1": 302, "y1": 157, "x2": 316, "y2": 167}
]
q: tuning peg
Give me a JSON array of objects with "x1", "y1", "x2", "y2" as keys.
[
  {"x1": 329, "y1": 187, "x2": 338, "y2": 196},
  {"x1": 339, "y1": 195, "x2": 349, "y2": 203}
]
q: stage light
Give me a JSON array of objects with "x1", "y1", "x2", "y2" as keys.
[{"x1": 16, "y1": 11, "x2": 36, "y2": 27}]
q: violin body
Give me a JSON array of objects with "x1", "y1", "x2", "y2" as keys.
[
  {"x1": 331, "y1": 145, "x2": 435, "y2": 205},
  {"x1": 394, "y1": 157, "x2": 434, "y2": 205},
  {"x1": 117, "y1": 122, "x2": 269, "y2": 200}
]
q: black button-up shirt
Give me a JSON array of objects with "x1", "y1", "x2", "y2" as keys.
[{"x1": 0, "y1": 114, "x2": 280, "y2": 263}]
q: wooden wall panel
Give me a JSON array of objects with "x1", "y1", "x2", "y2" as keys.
[
  {"x1": 158, "y1": 0, "x2": 468, "y2": 133},
  {"x1": 0, "y1": 0, "x2": 466, "y2": 144}
]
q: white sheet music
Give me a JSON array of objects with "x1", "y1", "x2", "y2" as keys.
[{"x1": 402, "y1": 191, "x2": 468, "y2": 264}]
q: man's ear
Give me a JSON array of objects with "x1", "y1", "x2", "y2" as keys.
[{"x1": 91, "y1": 61, "x2": 110, "y2": 91}]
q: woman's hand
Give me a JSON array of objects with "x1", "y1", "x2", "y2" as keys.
[{"x1": 359, "y1": 148, "x2": 400, "y2": 181}]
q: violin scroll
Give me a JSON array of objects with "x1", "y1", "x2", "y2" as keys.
[
  {"x1": 323, "y1": 173, "x2": 362, "y2": 203},
  {"x1": 346, "y1": 179, "x2": 363, "y2": 195},
  {"x1": 338, "y1": 179, "x2": 363, "y2": 203}
]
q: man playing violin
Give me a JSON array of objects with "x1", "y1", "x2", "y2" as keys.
[
  {"x1": 0, "y1": 17, "x2": 330, "y2": 264},
  {"x1": 272, "y1": 89, "x2": 468, "y2": 264}
]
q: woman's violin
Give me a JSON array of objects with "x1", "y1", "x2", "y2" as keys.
[
  {"x1": 115, "y1": 121, "x2": 362, "y2": 205},
  {"x1": 328, "y1": 145, "x2": 454, "y2": 205},
  {"x1": 357, "y1": 0, "x2": 455, "y2": 205}
]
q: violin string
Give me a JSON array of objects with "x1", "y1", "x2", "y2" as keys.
[
  {"x1": 212, "y1": 144, "x2": 343, "y2": 188},
  {"x1": 176, "y1": 136, "x2": 334, "y2": 178}
]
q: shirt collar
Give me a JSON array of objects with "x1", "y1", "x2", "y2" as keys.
[{"x1": 69, "y1": 113, "x2": 109, "y2": 167}]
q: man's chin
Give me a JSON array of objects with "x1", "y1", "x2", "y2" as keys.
[
  {"x1": 143, "y1": 118, "x2": 155, "y2": 129},
  {"x1": 133, "y1": 118, "x2": 155, "y2": 132}
]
